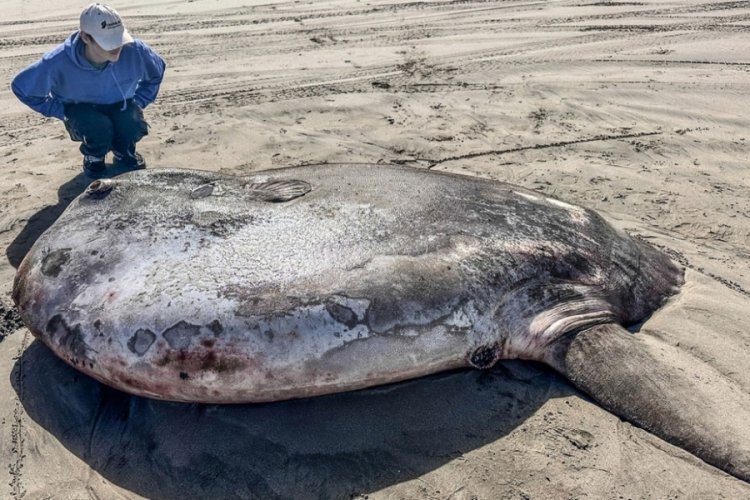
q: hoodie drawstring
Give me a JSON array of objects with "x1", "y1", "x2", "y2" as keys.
[{"x1": 110, "y1": 68, "x2": 128, "y2": 111}]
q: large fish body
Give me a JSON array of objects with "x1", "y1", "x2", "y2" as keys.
[
  {"x1": 13, "y1": 164, "x2": 679, "y2": 402},
  {"x1": 14, "y1": 164, "x2": 750, "y2": 483}
]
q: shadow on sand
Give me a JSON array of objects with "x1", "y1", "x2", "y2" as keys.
[
  {"x1": 13, "y1": 341, "x2": 574, "y2": 499},
  {"x1": 5, "y1": 163, "x2": 141, "y2": 269}
]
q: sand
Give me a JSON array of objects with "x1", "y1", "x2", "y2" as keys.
[{"x1": 1, "y1": 0, "x2": 749, "y2": 498}]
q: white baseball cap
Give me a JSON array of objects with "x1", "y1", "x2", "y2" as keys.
[{"x1": 79, "y1": 3, "x2": 133, "y2": 50}]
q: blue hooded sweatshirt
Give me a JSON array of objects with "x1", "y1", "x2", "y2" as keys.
[{"x1": 11, "y1": 32, "x2": 166, "y2": 120}]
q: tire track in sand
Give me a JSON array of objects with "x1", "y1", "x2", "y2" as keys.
[{"x1": 7, "y1": 330, "x2": 29, "y2": 500}]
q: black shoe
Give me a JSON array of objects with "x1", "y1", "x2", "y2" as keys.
[
  {"x1": 83, "y1": 156, "x2": 106, "y2": 178},
  {"x1": 113, "y1": 151, "x2": 146, "y2": 170}
]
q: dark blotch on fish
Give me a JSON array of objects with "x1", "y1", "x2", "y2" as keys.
[
  {"x1": 208, "y1": 320, "x2": 224, "y2": 336},
  {"x1": 325, "y1": 300, "x2": 359, "y2": 329},
  {"x1": 163, "y1": 321, "x2": 202, "y2": 349},
  {"x1": 128, "y1": 328, "x2": 157, "y2": 356},
  {"x1": 41, "y1": 249, "x2": 71, "y2": 277},
  {"x1": 46, "y1": 314, "x2": 93, "y2": 364}
]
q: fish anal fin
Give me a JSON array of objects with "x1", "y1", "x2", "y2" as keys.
[{"x1": 546, "y1": 323, "x2": 750, "y2": 482}]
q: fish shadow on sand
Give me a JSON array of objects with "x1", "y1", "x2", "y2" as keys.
[
  {"x1": 5, "y1": 164, "x2": 140, "y2": 269},
  {"x1": 13, "y1": 341, "x2": 573, "y2": 500}
]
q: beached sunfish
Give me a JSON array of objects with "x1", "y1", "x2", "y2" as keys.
[{"x1": 12, "y1": 164, "x2": 750, "y2": 482}]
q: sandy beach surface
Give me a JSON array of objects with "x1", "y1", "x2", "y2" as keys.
[{"x1": 1, "y1": 0, "x2": 749, "y2": 498}]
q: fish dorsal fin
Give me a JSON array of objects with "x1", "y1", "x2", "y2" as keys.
[{"x1": 243, "y1": 179, "x2": 311, "y2": 202}]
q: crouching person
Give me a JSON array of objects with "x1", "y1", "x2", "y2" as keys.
[{"x1": 11, "y1": 3, "x2": 166, "y2": 178}]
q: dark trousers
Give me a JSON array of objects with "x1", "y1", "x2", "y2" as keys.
[{"x1": 63, "y1": 99, "x2": 148, "y2": 160}]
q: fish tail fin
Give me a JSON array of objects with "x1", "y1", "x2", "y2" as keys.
[{"x1": 546, "y1": 323, "x2": 750, "y2": 482}]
